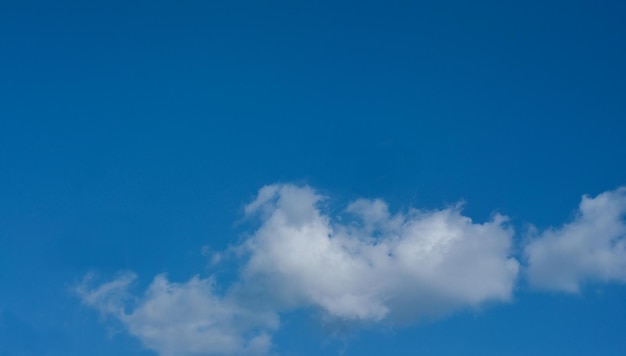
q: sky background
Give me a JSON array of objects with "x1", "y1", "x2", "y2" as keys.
[{"x1": 1, "y1": 1, "x2": 626, "y2": 355}]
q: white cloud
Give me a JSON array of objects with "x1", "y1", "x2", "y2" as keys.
[
  {"x1": 78, "y1": 184, "x2": 520, "y2": 355},
  {"x1": 239, "y1": 184, "x2": 519, "y2": 323},
  {"x1": 79, "y1": 184, "x2": 522, "y2": 355},
  {"x1": 77, "y1": 272, "x2": 137, "y2": 318},
  {"x1": 89, "y1": 183, "x2": 626, "y2": 355},
  {"x1": 525, "y1": 187, "x2": 626, "y2": 292},
  {"x1": 78, "y1": 273, "x2": 278, "y2": 356}
]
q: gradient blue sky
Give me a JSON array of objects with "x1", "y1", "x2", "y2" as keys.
[{"x1": 2, "y1": 1, "x2": 626, "y2": 355}]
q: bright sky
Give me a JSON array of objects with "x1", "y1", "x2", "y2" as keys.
[{"x1": 2, "y1": 1, "x2": 626, "y2": 355}]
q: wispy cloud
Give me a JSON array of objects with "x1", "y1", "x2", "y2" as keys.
[{"x1": 77, "y1": 184, "x2": 626, "y2": 355}]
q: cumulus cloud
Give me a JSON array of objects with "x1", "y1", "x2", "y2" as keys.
[
  {"x1": 78, "y1": 184, "x2": 520, "y2": 355},
  {"x1": 79, "y1": 184, "x2": 626, "y2": 355},
  {"x1": 239, "y1": 184, "x2": 519, "y2": 323},
  {"x1": 78, "y1": 273, "x2": 278, "y2": 356},
  {"x1": 525, "y1": 187, "x2": 626, "y2": 292}
]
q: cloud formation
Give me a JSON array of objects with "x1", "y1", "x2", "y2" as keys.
[
  {"x1": 78, "y1": 184, "x2": 626, "y2": 355},
  {"x1": 239, "y1": 184, "x2": 519, "y2": 323},
  {"x1": 525, "y1": 187, "x2": 626, "y2": 292},
  {"x1": 78, "y1": 273, "x2": 278, "y2": 356}
]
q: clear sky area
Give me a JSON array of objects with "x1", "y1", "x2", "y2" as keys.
[{"x1": 2, "y1": 1, "x2": 626, "y2": 355}]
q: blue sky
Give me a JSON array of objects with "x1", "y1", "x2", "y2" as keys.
[{"x1": 1, "y1": 1, "x2": 626, "y2": 355}]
